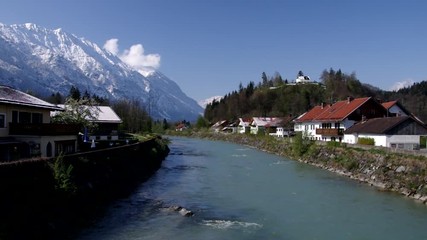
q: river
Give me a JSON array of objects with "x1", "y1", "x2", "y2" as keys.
[{"x1": 78, "y1": 136, "x2": 427, "y2": 240}]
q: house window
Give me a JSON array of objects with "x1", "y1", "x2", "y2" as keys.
[
  {"x1": 0, "y1": 114, "x2": 5, "y2": 128},
  {"x1": 11, "y1": 111, "x2": 43, "y2": 124},
  {"x1": 32, "y1": 113, "x2": 43, "y2": 123},
  {"x1": 12, "y1": 111, "x2": 18, "y2": 123},
  {"x1": 19, "y1": 112, "x2": 31, "y2": 123},
  {"x1": 335, "y1": 123, "x2": 340, "y2": 129}
]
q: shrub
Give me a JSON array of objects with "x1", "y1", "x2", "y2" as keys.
[
  {"x1": 292, "y1": 131, "x2": 313, "y2": 157},
  {"x1": 358, "y1": 137, "x2": 375, "y2": 145},
  {"x1": 420, "y1": 136, "x2": 427, "y2": 148},
  {"x1": 49, "y1": 154, "x2": 76, "y2": 193},
  {"x1": 327, "y1": 141, "x2": 341, "y2": 148}
]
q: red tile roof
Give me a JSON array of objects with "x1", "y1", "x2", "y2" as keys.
[
  {"x1": 295, "y1": 97, "x2": 371, "y2": 122},
  {"x1": 381, "y1": 100, "x2": 398, "y2": 110}
]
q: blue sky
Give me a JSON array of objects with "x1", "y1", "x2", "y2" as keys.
[{"x1": 1, "y1": 0, "x2": 427, "y2": 101}]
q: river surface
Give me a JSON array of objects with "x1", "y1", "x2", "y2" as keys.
[{"x1": 78, "y1": 136, "x2": 427, "y2": 240}]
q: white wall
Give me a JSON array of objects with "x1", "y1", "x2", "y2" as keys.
[
  {"x1": 343, "y1": 134, "x2": 357, "y2": 144},
  {"x1": 387, "y1": 135, "x2": 419, "y2": 145},
  {"x1": 343, "y1": 133, "x2": 420, "y2": 148},
  {"x1": 389, "y1": 105, "x2": 407, "y2": 116}
]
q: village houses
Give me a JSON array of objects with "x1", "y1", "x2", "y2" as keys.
[
  {"x1": 293, "y1": 97, "x2": 387, "y2": 142},
  {"x1": 293, "y1": 96, "x2": 427, "y2": 150},
  {"x1": 208, "y1": 96, "x2": 427, "y2": 151},
  {"x1": 0, "y1": 85, "x2": 124, "y2": 161},
  {"x1": 0, "y1": 85, "x2": 78, "y2": 160}
]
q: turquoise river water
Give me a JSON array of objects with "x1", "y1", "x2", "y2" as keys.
[{"x1": 78, "y1": 136, "x2": 427, "y2": 240}]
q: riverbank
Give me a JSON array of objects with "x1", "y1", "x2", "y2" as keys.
[
  {"x1": 167, "y1": 130, "x2": 427, "y2": 205},
  {"x1": 0, "y1": 135, "x2": 170, "y2": 239}
]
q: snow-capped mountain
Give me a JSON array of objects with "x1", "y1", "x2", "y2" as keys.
[
  {"x1": 198, "y1": 96, "x2": 223, "y2": 109},
  {"x1": 0, "y1": 23, "x2": 203, "y2": 121}
]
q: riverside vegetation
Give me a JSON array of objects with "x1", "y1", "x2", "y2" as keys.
[{"x1": 168, "y1": 130, "x2": 427, "y2": 205}]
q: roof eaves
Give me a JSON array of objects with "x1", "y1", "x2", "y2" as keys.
[{"x1": 0, "y1": 99, "x2": 63, "y2": 111}]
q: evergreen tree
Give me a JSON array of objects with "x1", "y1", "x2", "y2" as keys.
[
  {"x1": 69, "y1": 86, "x2": 81, "y2": 100},
  {"x1": 261, "y1": 72, "x2": 268, "y2": 86}
]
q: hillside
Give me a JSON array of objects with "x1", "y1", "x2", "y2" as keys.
[{"x1": 204, "y1": 69, "x2": 427, "y2": 123}]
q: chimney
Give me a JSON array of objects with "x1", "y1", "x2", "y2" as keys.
[
  {"x1": 347, "y1": 96, "x2": 354, "y2": 103},
  {"x1": 321, "y1": 102, "x2": 325, "y2": 109}
]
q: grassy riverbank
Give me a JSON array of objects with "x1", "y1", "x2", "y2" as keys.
[{"x1": 167, "y1": 130, "x2": 427, "y2": 205}]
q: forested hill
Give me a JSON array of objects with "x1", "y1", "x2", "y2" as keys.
[{"x1": 204, "y1": 69, "x2": 427, "y2": 123}]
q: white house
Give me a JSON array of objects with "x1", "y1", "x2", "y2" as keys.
[
  {"x1": 250, "y1": 117, "x2": 284, "y2": 135},
  {"x1": 0, "y1": 85, "x2": 78, "y2": 160},
  {"x1": 295, "y1": 75, "x2": 312, "y2": 84},
  {"x1": 343, "y1": 116, "x2": 427, "y2": 150},
  {"x1": 237, "y1": 118, "x2": 252, "y2": 134},
  {"x1": 294, "y1": 97, "x2": 388, "y2": 142},
  {"x1": 54, "y1": 105, "x2": 122, "y2": 141}
]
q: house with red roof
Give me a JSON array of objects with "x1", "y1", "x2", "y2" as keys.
[
  {"x1": 0, "y1": 85, "x2": 78, "y2": 161},
  {"x1": 294, "y1": 97, "x2": 387, "y2": 142}
]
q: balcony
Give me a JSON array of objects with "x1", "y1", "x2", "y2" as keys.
[
  {"x1": 315, "y1": 128, "x2": 344, "y2": 136},
  {"x1": 9, "y1": 123, "x2": 80, "y2": 136}
]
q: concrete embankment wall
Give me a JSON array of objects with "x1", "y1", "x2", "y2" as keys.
[{"x1": 0, "y1": 136, "x2": 169, "y2": 239}]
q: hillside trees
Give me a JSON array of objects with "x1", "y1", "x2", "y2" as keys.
[
  {"x1": 204, "y1": 69, "x2": 391, "y2": 123},
  {"x1": 320, "y1": 68, "x2": 377, "y2": 101},
  {"x1": 112, "y1": 99, "x2": 152, "y2": 133},
  {"x1": 204, "y1": 71, "x2": 326, "y2": 122}
]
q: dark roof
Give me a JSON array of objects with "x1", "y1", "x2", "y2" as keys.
[
  {"x1": 0, "y1": 85, "x2": 62, "y2": 111},
  {"x1": 344, "y1": 116, "x2": 422, "y2": 134}
]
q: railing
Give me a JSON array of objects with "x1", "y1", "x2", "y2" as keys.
[
  {"x1": 9, "y1": 123, "x2": 80, "y2": 136},
  {"x1": 315, "y1": 128, "x2": 344, "y2": 136}
]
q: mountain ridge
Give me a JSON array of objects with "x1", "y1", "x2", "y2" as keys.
[{"x1": 0, "y1": 22, "x2": 203, "y2": 121}]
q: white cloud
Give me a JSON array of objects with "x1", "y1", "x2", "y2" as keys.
[
  {"x1": 389, "y1": 79, "x2": 415, "y2": 91},
  {"x1": 104, "y1": 39, "x2": 119, "y2": 55},
  {"x1": 103, "y1": 39, "x2": 161, "y2": 77}
]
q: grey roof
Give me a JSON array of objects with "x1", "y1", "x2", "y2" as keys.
[
  {"x1": 55, "y1": 105, "x2": 122, "y2": 123},
  {"x1": 94, "y1": 106, "x2": 122, "y2": 123},
  {"x1": 344, "y1": 116, "x2": 423, "y2": 134},
  {"x1": 0, "y1": 85, "x2": 62, "y2": 111}
]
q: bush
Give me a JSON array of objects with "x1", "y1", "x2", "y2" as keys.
[
  {"x1": 327, "y1": 141, "x2": 341, "y2": 148},
  {"x1": 48, "y1": 154, "x2": 76, "y2": 193},
  {"x1": 292, "y1": 132, "x2": 313, "y2": 156},
  {"x1": 358, "y1": 137, "x2": 375, "y2": 145},
  {"x1": 420, "y1": 136, "x2": 427, "y2": 148}
]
